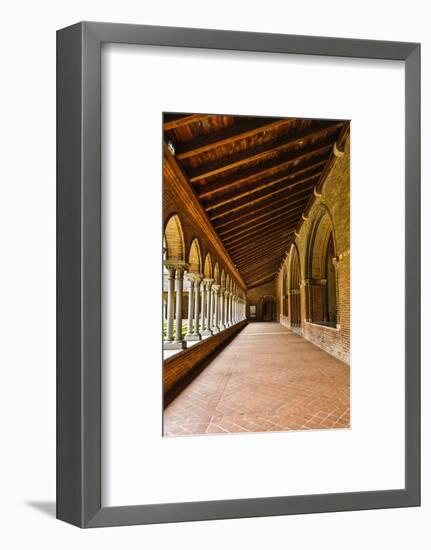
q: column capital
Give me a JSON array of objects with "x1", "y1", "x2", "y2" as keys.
[
  {"x1": 187, "y1": 272, "x2": 203, "y2": 283},
  {"x1": 212, "y1": 284, "x2": 221, "y2": 293},
  {"x1": 203, "y1": 278, "x2": 214, "y2": 286},
  {"x1": 163, "y1": 259, "x2": 190, "y2": 271}
]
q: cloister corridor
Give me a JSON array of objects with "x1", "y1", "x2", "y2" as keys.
[{"x1": 163, "y1": 322, "x2": 350, "y2": 437}]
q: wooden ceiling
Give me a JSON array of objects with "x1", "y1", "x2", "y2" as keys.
[{"x1": 163, "y1": 113, "x2": 347, "y2": 289}]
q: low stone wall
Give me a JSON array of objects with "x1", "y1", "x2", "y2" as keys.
[{"x1": 163, "y1": 320, "x2": 247, "y2": 400}]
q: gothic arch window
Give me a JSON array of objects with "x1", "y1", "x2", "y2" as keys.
[
  {"x1": 306, "y1": 208, "x2": 338, "y2": 327},
  {"x1": 288, "y1": 245, "x2": 301, "y2": 327}
]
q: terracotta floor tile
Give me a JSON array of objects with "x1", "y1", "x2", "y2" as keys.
[{"x1": 164, "y1": 323, "x2": 350, "y2": 437}]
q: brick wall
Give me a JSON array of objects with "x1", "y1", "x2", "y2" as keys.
[
  {"x1": 246, "y1": 280, "x2": 277, "y2": 321},
  {"x1": 276, "y1": 136, "x2": 350, "y2": 364},
  {"x1": 163, "y1": 320, "x2": 247, "y2": 399}
]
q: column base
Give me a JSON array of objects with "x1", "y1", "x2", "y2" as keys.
[
  {"x1": 185, "y1": 333, "x2": 201, "y2": 342},
  {"x1": 163, "y1": 340, "x2": 186, "y2": 350},
  {"x1": 212, "y1": 327, "x2": 220, "y2": 334},
  {"x1": 202, "y1": 329, "x2": 213, "y2": 336}
]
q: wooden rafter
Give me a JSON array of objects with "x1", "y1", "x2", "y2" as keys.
[
  {"x1": 209, "y1": 175, "x2": 318, "y2": 221},
  {"x1": 175, "y1": 117, "x2": 293, "y2": 160},
  {"x1": 163, "y1": 114, "x2": 208, "y2": 131},
  {"x1": 189, "y1": 121, "x2": 343, "y2": 182},
  {"x1": 196, "y1": 142, "x2": 333, "y2": 200},
  {"x1": 203, "y1": 158, "x2": 327, "y2": 212},
  {"x1": 224, "y1": 219, "x2": 298, "y2": 248},
  {"x1": 218, "y1": 203, "x2": 306, "y2": 237}
]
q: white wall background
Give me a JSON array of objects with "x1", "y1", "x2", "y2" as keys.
[{"x1": 0, "y1": 1, "x2": 429, "y2": 548}]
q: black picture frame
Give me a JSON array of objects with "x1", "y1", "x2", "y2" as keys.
[{"x1": 57, "y1": 21, "x2": 420, "y2": 528}]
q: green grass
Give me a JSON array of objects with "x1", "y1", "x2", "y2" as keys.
[{"x1": 163, "y1": 320, "x2": 187, "y2": 339}]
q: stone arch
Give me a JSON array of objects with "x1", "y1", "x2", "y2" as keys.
[
  {"x1": 288, "y1": 243, "x2": 302, "y2": 328},
  {"x1": 203, "y1": 253, "x2": 213, "y2": 278},
  {"x1": 221, "y1": 269, "x2": 226, "y2": 287},
  {"x1": 188, "y1": 238, "x2": 202, "y2": 273},
  {"x1": 305, "y1": 206, "x2": 338, "y2": 326},
  {"x1": 214, "y1": 262, "x2": 220, "y2": 284},
  {"x1": 164, "y1": 214, "x2": 185, "y2": 261}
]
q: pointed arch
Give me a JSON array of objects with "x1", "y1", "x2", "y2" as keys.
[
  {"x1": 288, "y1": 243, "x2": 301, "y2": 328},
  {"x1": 214, "y1": 262, "x2": 220, "y2": 284},
  {"x1": 203, "y1": 253, "x2": 213, "y2": 278},
  {"x1": 164, "y1": 214, "x2": 185, "y2": 261},
  {"x1": 305, "y1": 205, "x2": 338, "y2": 327},
  {"x1": 188, "y1": 238, "x2": 202, "y2": 273}
]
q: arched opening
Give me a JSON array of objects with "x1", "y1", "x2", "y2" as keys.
[
  {"x1": 288, "y1": 245, "x2": 301, "y2": 327},
  {"x1": 261, "y1": 296, "x2": 276, "y2": 321},
  {"x1": 164, "y1": 214, "x2": 185, "y2": 261},
  {"x1": 203, "y1": 253, "x2": 213, "y2": 279},
  {"x1": 214, "y1": 262, "x2": 220, "y2": 284},
  {"x1": 306, "y1": 209, "x2": 338, "y2": 327},
  {"x1": 188, "y1": 238, "x2": 202, "y2": 273}
]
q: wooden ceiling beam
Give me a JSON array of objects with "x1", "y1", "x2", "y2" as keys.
[
  {"x1": 196, "y1": 142, "x2": 332, "y2": 199},
  {"x1": 241, "y1": 264, "x2": 282, "y2": 282},
  {"x1": 189, "y1": 121, "x2": 343, "y2": 182},
  {"x1": 218, "y1": 203, "x2": 305, "y2": 237},
  {"x1": 246, "y1": 273, "x2": 279, "y2": 288},
  {"x1": 233, "y1": 235, "x2": 292, "y2": 264},
  {"x1": 163, "y1": 114, "x2": 208, "y2": 131},
  {"x1": 209, "y1": 174, "x2": 318, "y2": 221},
  {"x1": 212, "y1": 185, "x2": 314, "y2": 227},
  {"x1": 227, "y1": 225, "x2": 295, "y2": 254},
  {"x1": 239, "y1": 254, "x2": 287, "y2": 275},
  {"x1": 175, "y1": 117, "x2": 293, "y2": 160},
  {"x1": 203, "y1": 158, "x2": 327, "y2": 212},
  {"x1": 242, "y1": 261, "x2": 281, "y2": 276},
  {"x1": 224, "y1": 219, "x2": 298, "y2": 248}
]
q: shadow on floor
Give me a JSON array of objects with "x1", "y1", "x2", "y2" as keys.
[{"x1": 26, "y1": 500, "x2": 56, "y2": 518}]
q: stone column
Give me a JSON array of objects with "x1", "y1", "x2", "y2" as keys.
[
  {"x1": 203, "y1": 279, "x2": 214, "y2": 336},
  {"x1": 200, "y1": 279, "x2": 207, "y2": 336},
  {"x1": 173, "y1": 267, "x2": 186, "y2": 348},
  {"x1": 223, "y1": 290, "x2": 229, "y2": 328},
  {"x1": 164, "y1": 265, "x2": 175, "y2": 346},
  {"x1": 212, "y1": 285, "x2": 220, "y2": 333},
  {"x1": 191, "y1": 275, "x2": 203, "y2": 340},
  {"x1": 163, "y1": 261, "x2": 188, "y2": 350},
  {"x1": 227, "y1": 292, "x2": 233, "y2": 326},
  {"x1": 219, "y1": 287, "x2": 225, "y2": 330},
  {"x1": 185, "y1": 274, "x2": 195, "y2": 342}
]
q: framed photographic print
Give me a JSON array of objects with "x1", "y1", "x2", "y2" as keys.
[{"x1": 57, "y1": 21, "x2": 420, "y2": 527}]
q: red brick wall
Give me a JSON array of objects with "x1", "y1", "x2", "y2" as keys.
[
  {"x1": 276, "y1": 135, "x2": 350, "y2": 364},
  {"x1": 246, "y1": 281, "x2": 277, "y2": 321},
  {"x1": 163, "y1": 320, "x2": 247, "y2": 396}
]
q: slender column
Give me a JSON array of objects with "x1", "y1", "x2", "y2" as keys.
[
  {"x1": 212, "y1": 285, "x2": 220, "y2": 333},
  {"x1": 174, "y1": 267, "x2": 186, "y2": 348},
  {"x1": 200, "y1": 280, "x2": 207, "y2": 335},
  {"x1": 219, "y1": 287, "x2": 225, "y2": 330},
  {"x1": 163, "y1": 261, "x2": 189, "y2": 350},
  {"x1": 203, "y1": 279, "x2": 214, "y2": 336},
  {"x1": 185, "y1": 274, "x2": 195, "y2": 341},
  {"x1": 223, "y1": 290, "x2": 229, "y2": 328},
  {"x1": 164, "y1": 266, "x2": 175, "y2": 344},
  {"x1": 192, "y1": 275, "x2": 203, "y2": 340},
  {"x1": 227, "y1": 292, "x2": 232, "y2": 326}
]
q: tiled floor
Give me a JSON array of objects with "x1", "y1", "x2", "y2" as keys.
[{"x1": 163, "y1": 322, "x2": 350, "y2": 437}]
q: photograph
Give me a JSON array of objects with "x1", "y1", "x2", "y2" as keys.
[{"x1": 162, "y1": 112, "x2": 350, "y2": 437}]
